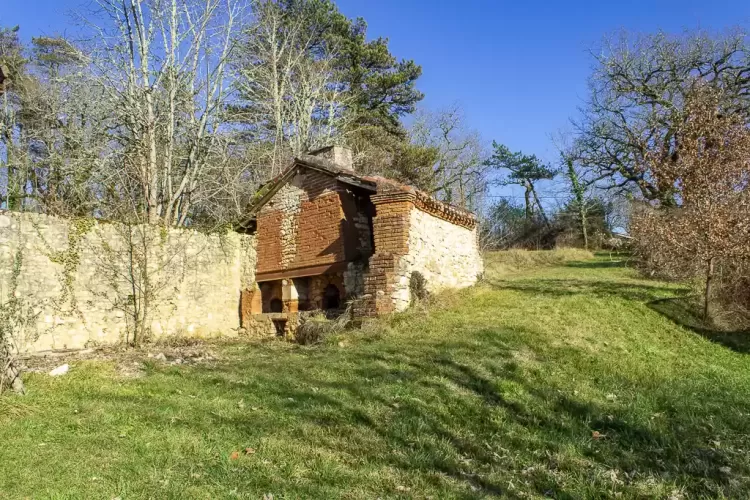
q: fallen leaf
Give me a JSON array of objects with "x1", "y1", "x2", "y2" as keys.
[
  {"x1": 592, "y1": 431, "x2": 606, "y2": 440},
  {"x1": 245, "y1": 447, "x2": 256, "y2": 455},
  {"x1": 230, "y1": 451, "x2": 240, "y2": 460}
]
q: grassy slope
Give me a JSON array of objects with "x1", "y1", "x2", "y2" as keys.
[{"x1": 2, "y1": 253, "x2": 750, "y2": 499}]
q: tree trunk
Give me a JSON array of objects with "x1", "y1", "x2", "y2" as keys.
[
  {"x1": 4, "y1": 361, "x2": 25, "y2": 394},
  {"x1": 530, "y1": 183, "x2": 550, "y2": 227},
  {"x1": 524, "y1": 184, "x2": 532, "y2": 220},
  {"x1": 565, "y1": 160, "x2": 589, "y2": 248},
  {"x1": 580, "y1": 210, "x2": 589, "y2": 250},
  {"x1": 1, "y1": 343, "x2": 25, "y2": 395},
  {"x1": 704, "y1": 257, "x2": 715, "y2": 322}
]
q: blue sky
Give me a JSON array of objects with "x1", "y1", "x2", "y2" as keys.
[{"x1": 3, "y1": 0, "x2": 750, "y2": 190}]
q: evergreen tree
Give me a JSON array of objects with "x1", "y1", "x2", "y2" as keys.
[
  {"x1": 486, "y1": 141, "x2": 556, "y2": 224},
  {"x1": 231, "y1": 0, "x2": 424, "y2": 173}
]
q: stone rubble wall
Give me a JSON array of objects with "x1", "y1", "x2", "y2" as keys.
[
  {"x1": 0, "y1": 211, "x2": 256, "y2": 352},
  {"x1": 357, "y1": 195, "x2": 483, "y2": 316},
  {"x1": 405, "y1": 206, "x2": 483, "y2": 294},
  {"x1": 382, "y1": 205, "x2": 483, "y2": 313}
]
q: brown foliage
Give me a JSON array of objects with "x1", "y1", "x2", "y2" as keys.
[{"x1": 631, "y1": 86, "x2": 750, "y2": 322}]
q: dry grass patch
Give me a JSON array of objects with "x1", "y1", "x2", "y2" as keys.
[{"x1": 483, "y1": 247, "x2": 595, "y2": 278}]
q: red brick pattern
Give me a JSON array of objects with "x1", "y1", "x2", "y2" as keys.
[
  {"x1": 293, "y1": 194, "x2": 345, "y2": 269},
  {"x1": 256, "y1": 171, "x2": 349, "y2": 276},
  {"x1": 256, "y1": 211, "x2": 283, "y2": 274},
  {"x1": 358, "y1": 198, "x2": 414, "y2": 316}
]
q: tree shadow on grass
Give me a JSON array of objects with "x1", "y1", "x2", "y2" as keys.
[
  {"x1": 104, "y1": 327, "x2": 744, "y2": 498},
  {"x1": 648, "y1": 297, "x2": 750, "y2": 354}
]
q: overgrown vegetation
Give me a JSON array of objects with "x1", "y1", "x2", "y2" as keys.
[
  {"x1": 631, "y1": 86, "x2": 750, "y2": 326},
  {"x1": 3, "y1": 253, "x2": 750, "y2": 497}
]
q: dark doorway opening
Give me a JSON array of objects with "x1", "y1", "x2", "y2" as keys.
[
  {"x1": 270, "y1": 298, "x2": 283, "y2": 313},
  {"x1": 272, "y1": 319, "x2": 286, "y2": 337},
  {"x1": 260, "y1": 281, "x2": 283, "y2": 314},
  {"x1": 322, "y1": 284, "x2": 341, "y2": 311}
]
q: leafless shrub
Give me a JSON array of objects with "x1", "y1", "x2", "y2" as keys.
[{"x1": 295, "y1": 301, "x2": 354, "y2": 345}]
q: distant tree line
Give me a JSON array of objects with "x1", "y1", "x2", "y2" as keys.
[
  {"x1": 2, "y1": 2, "x2": 749, "y2": 327},
  {"x1": 0, "y1": 0, "x2": 495, "y2": 229}
]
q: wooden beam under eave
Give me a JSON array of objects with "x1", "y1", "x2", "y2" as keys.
[{"x1": 256, "y1": 261, "x2": 350, "y2": 282}]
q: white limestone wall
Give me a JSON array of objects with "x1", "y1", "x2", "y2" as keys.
[
  {"x1": 390, "y1": 207, "x2": 483, "y2": 311},
  {"x1": 0, "y1": 211, "x2": 256, "y2": 352}
]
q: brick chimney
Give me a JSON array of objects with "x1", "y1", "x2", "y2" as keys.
[{"x1": 310, "y1": 145, "x2": 354, "y2": 171}]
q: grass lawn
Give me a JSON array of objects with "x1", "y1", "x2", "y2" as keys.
[{"x1": 3, "y1": 252, "x2": 750, "y2": 499}]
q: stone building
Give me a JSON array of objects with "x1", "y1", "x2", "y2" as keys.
[
  {"x1": 0, "y1": 146, "x2": 482, "y2": 352},
  {"x1": 237, "y1": 146, "x2": 483, "y2": 334}
]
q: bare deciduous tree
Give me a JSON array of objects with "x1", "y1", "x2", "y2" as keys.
[
  {"x1": 574, "y1": 30, "x2": 750, "y2": 205},
  {"x1": 408, "y1": 105, "x2": 488, "y2": 210},
  {"x1": 85, "y1": 0, "x2": 249, "y2": 226},
  {"x1": 631, "y1": 86, "x2": 750, "y2": 320},
  {"x1": 231, "y1": 0, "x2": 348, "y2": 176}
]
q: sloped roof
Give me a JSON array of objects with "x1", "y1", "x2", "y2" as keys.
[{"x1": 238, "y1": 156, "x2": 478, "y2": 230}]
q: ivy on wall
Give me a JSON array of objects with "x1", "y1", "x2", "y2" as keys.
[{"x1": 33, "y1": 216, "x2": 96, "y2": 312}]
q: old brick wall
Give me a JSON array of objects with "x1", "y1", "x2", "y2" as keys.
[
  {"x1": 255, "y1": 170, "x2": 371, "y2": 278},
  {"x1": 358, "y1": 197, "x2": 413, "y2": 315},
  {"x1": 0, "y1": 211, "x2": 256, "y2": 352}
]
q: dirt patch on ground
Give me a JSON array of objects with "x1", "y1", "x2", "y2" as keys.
[{"x1": 18, "y1": 338, "x2": 229, "y2": 378}]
